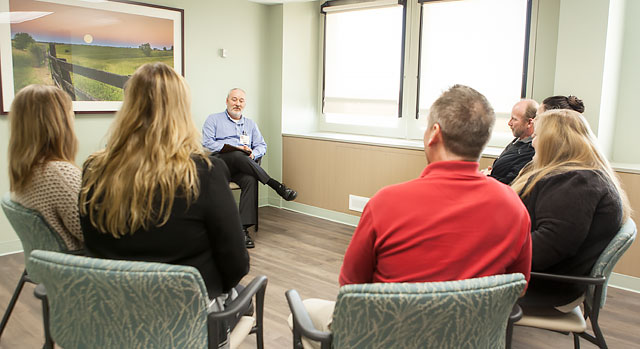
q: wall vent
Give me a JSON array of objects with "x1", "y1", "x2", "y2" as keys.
[{"x1": 348, "y1": 194, "x2": 369, "y2": 213}]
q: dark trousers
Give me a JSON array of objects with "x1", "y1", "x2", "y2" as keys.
[{"x1": 215, "y1": 151, "x2": 270, "y2": 228}]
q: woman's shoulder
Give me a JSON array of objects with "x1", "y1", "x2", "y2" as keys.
[
  {"x1": 39, "y1": 161, "x2": 81, "y2": 185},
  {"x1": 537, "y1": 169, "x2": 613, "y2": 195},
  {"x1": 542, "y1": 169, "x2": 605, "y2": 184},
  {"x1": 47, "y1": 160, "x2": 81, "y2": 174},
  {"x1": 193, "y1": 154, "x2": 230, "y2": 178}
]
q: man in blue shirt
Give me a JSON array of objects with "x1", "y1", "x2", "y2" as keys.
[{"x1": 203, "y1": 88, "x2": 297, "y2": 248}]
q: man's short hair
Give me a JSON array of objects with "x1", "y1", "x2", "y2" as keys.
[
  {"x1": 523, "y1": 99, "x2": 538, "y2": 120},
  {"x1": 428, "y1": 84, "x2": 495, "y2": 160},
  {"x1": 227, "y1": 88, "x2": 246, "y2": 99}
]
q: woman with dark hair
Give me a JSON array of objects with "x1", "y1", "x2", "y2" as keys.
[
  {"x1": 8, "y1": 85, "x2": 83, "y2": 251},
  {"x1": 539, "y1": 95, "x2": 585, "y2": 113}
]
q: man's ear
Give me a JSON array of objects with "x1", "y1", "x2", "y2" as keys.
[{"x1": 427, "y1": 123, "x2": 442, "y2": 147}]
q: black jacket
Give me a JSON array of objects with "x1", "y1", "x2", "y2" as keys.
[
  {"x1": 81, "y1": 156, "x2": 249, "y2": 298},
  {"x1": 490, "y1": 137, "x2": 535, "y2": 184},
  {"x1": 520, "y1": 170, "x2": 622, "y2": 307}
]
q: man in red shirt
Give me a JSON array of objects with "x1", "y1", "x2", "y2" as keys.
[
  {"x1": 340, "y1": 85, "x2": 532, "y2": 286},
  {"x1": 290, "y1": 85, "x2": 531, "y2": 349}
]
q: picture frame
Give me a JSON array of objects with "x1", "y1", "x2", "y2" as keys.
[{"x1": 0, "y1": 0, "x2": 184, "y2": 114}]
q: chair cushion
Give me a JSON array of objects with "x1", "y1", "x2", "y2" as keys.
[
  {"x1": 230, "y1": 316, "x2": 255, "y2": 349},
  {"x1": 516, "y1": 306, "x2": 587, "y2": 333},
  {"x1": 229, "y1": 182, "x2": 241, "y2": 190}
]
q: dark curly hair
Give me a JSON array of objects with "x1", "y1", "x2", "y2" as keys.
[{"x1": 541, "y1": 95, "x2": 585, "y2": 113}]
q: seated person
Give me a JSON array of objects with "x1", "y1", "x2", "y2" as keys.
[
  {"x1": 79, "y1": 63, "x2": 250, "y2": 347},
  {"x1": 511, "y1": 108, "x2": 630, "y2": 312},
  {"x1": 486, "y1": 99, "x2": 538, "y2": 184},
  {"x1": 538, "y1": 94, "x2": 585, "y2": 114},
  {"x1": 203, "y1": 88, "x2": 297, "y2": 248},
  {"x1": 8, "y1": 84, "x2": 83, "y2": 251},
  {"x1": 292, "y1": 85, "x2": 532, "y2": 348}
]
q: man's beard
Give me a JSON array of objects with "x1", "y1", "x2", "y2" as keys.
[{"x1": 228, "y1": 109, "x2": 242, "y2": 119}]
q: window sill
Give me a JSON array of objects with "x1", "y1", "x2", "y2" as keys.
[
  {"x1": 283, "y1": 131, "x2": 640, "y2": 174},
  {"x1": 282, "y1": 131, "x2": 505, "y2": 158}
]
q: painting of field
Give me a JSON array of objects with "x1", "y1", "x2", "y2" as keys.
[
  {"x1": 12, "y1": 41, "x2": 174, "y2": 101},
  {"x1": 3, "y1": 0, "x2": 181, "y2": 109}
]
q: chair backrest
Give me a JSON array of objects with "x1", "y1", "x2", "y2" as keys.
[
  {"x1": 28, "y1": 249, "x2": 211, "y2": 348},
  {"x1": 330, "y1": 273, "x2": 526, "y2": 349},
  {"x1": 1, "y1": 193, "x2": 68, "y2": 276},
  {"x1": 588, "y1": 218, "x2": 637, "y2": 309}
]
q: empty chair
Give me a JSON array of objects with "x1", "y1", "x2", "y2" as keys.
[
  {"x1": 287, "y1": 273, "x2": 526, "y2": 349},
  {"x1": 28, "y1": 249, "x2": 267, "y2": 349},
  {"x1": 515, "y1": 218, "x2": 637, "y2": 348},
  {"x1": 0, "y1": 193, "x2": 73, "y2": 347}
]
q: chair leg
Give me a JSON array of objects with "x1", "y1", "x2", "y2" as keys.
[
  {"x1": 573, "y1": 333, "x2": 580, "y2": 349},
  {"x1": 40, "y1": 294, "x2": 54, "y2": 349},
  {"x1": 0, "y1": 269, "x2": 28, "y2": 338},
  {"x1": 590, "y1": 320, "x2": 608, "y2": 349},
  {"x1": 254, "y1": 187, "x2": 259, "y2": 233},
  {"x1": 505, "y1": 321, "x2": 514, "y2": 349}
]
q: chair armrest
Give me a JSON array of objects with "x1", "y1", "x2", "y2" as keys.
[
  {"x1": 66, "y1": 249, "x2": 85, "y2": 256},
  {"x1": 34, "y1": 283, "x2": 47, "y2": 300},
  {"x1": 530, "y1": 272, "x2": 606, "y2": 286},
  {"x1": 509, "y1": 304, "x2": 523, "y2": 323},
  {"x1": 285, "y1": 289, "x2": 332, "y2": 343},
  {"x1": 208, "y1": 275, "x2": 268, "y2": 320},
  {"x1": 207, "y1": 275, "x2": 267, "y2": 349}
]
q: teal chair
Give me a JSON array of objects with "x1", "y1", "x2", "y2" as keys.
[
  {"x1": 515, "y1": 218, "x2": 637, "y2": 348},
  {"x1": 0, "y1": 193, "x2": 72, "y2": 348},
  {"x1": 287, "y1": 273, "x2": 527, "y2": 349},
  {"x1": 28, "y1": 249, "x2": 267, "y2": 349}
]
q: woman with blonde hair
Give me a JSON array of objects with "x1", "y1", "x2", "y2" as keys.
[
  {"x1": 511, "y1": 109, "x2": 630, "y2": 311},
  {"x1": 80, "y1": 63, "x2": 249, "y2": 304},
  {"x1": 8, "y1": 84, "x2": 83, "y2": 251}
]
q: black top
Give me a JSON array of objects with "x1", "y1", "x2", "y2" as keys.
[
  {"x1": 490, "y1": 137, "x2": 535, "y2": 184},
  {"x1": 520, "y1": 170, "x2": 622, "y2": 307},
  {"x1": 81, "y1": 156, "x2": 249, "y2": 298}
]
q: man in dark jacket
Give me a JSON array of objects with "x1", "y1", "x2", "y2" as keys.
[{"x1": 486, "y1": 99, "x2": 538, "y2": 184}]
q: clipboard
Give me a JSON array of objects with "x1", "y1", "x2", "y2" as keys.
[{"x1": 220, "y1": 143, "x2": 251, "y2": 155}]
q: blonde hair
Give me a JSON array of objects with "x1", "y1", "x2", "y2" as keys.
[
  {"x1": 80, "y1": 63, "x2": 210, "y2": 237},
  {"x1": 8, "y1": 84, "x2": 77, "y2": 193},
  {"x1": 511, "y1": 109, "x2": 631, "y2": 220}
]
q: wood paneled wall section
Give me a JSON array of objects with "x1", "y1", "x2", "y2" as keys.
[{"x1": 283, "y1": 136, "x2": 640, "y2": 278}]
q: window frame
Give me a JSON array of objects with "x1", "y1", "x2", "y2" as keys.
[
  {"x1": 319, "y1": 0, "x2": 409, "y2": 138},
  {"x1": 318, "y1": 0, "x2": 535, "y2": 146}
]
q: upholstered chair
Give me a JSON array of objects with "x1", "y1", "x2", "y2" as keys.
[{"x1": 287, "y1": 273, "x2": 526, "y2": 349}]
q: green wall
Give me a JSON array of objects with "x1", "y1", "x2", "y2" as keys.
[
  {"x1": 0, "y1": 0, "x2": 279, "y2": 254},
  {"x1": 3, "y1": 0, "x2": 640, "y2": 254}
]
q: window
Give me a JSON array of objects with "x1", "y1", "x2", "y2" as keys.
[
  {"x1": 417, "y1": 0, "x2": 530, "y2": 145},
  {"x1": 320, "y1": 0, "x2": 532, "y2": 146},
  {"x1": 321, "y1": 0, "x2": 406, "y2": 135}
]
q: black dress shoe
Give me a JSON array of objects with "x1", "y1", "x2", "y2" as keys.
[
  {"x1": 277, "y1": 184, "x2": 297, "y2": 201},
  {"x1": 244, "y1": 228, "x2": 255, "y2": 249}
]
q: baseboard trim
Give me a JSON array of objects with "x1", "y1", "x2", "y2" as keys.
[
  {"x1": 610, "y1": 273, "x2": 640, "y2": 293},
  {"x1": 264, "y1": 200, "x2": 360, "y2": 227},
  {"x1": 260, "y1": 200, "x2": 640, "y2": 293},
  {"x1": 0, "y1": 239, "x2": 23, "y2": 256}
]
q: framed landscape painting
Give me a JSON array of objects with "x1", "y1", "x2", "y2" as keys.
[{"x1": 0, "y1": 0, "x2": 184, "y2": 113}]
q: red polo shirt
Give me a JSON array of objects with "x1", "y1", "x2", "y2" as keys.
[{"x1": 339, "y1": 161, "x2": 531, "y2": 287}]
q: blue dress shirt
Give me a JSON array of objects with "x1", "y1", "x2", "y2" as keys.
[{"x1": 202, "y1": 111, "x2": 267, "y2": 160}]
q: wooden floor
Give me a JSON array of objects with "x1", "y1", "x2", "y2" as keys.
[{"x1": 0, "y1": 206, "x2": 639, "y2": 348}]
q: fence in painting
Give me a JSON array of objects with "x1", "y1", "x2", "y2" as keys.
[{"x1": 47, "y1": 43, "x2": 129, "y2": 101}]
